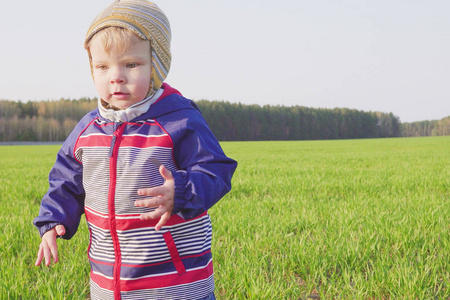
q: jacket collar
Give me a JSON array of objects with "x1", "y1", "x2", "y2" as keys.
[{"x1": 98, "y1": 88, "x2": 164, "y2": 123}]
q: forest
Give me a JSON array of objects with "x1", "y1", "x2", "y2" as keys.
[{"x1": 0, "y1": 98, "x2": 448, "y2": 142}]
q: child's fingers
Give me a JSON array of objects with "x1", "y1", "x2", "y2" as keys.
[
  {"x1": 38, "y1": 228, "x2": 60, "y2": 266},
  {"x1": 136, "y1": 165, "x2": 173, "y2": 197},
  {"x1": 44, "y1": 244, "x2": 52, "y2": 266},
  {"x1": 155, "y1": 211, "x2": 171, "y2": 231},
  {"x1": 136, "y1": 185, "x2": 172, "y2": 208},
  {"x1": 136, "y1": 165, "x2": 174, "y2": 229},
  {"x1": 138, "y1": 185, "x2": 168, "y2": 197},
  {"x1": 135, "y1": 196, "x2": 165, "y2": 208},
  {"x1": 137, "y1": 186, "x2": 166, "y2": 197},
  {"x1": 139, "y1": 209, "x2": 162, "y2": 221},
  {"x1": 138, "y1": 203, "x2": 171, "y2": 221},
  {"x1": 35, "y1": 246, "x2": 44, "y2": 266},
  {"x1": 50, "y1": 243, "x2": 59, "y2": 264},
  {"x1": 159, "y1": 165, "x2": 173, "y2": 181},
  {"x1": 139, "y1": 209, "x2": 171, "y2": 231},
  {"x1": 55, "y1": 224, "x2": 66, "y2": 237},
  {"x1": 42, "y1": 241, "x2": 59, "y2": 266}
]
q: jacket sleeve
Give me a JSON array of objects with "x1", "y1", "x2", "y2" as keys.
[
  {"x1": 159, "y1": 102, "x2": 237, "y2": 220},
  {"x1": 33, "y1": 116, "x2": 91, "y2": 239}
]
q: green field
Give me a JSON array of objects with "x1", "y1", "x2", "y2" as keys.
[{"x1": 0, "y1": 137, "x2": 449, "y2": 299}]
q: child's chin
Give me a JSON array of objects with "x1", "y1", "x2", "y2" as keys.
[{"x1": 110, "y1": 99, "x2": 138, "y2": 109}]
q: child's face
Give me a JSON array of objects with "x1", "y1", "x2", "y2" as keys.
[{"x1": 90, "y1": 34, "x2": 152, "y2": 109}]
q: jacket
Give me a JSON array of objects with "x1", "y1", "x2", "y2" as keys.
[{"x1": 34, "y1": 83, "x2": 237, "y2": 299}]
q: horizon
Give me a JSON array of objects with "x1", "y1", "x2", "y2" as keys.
[{"x1": 1, "y1": 97, "x2": 448, "y2": 124}]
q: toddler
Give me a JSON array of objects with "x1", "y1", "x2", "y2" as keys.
[{"x1": 34, "y1": 1, "x2": 237, "y2": 299}]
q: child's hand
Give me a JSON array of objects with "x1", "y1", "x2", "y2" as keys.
[
  {"x1": 135, "y1": 165, "x2": 174, "y2": 231},
  {"x1": 35, "y1": 224, "x2": 66, "y2": 266}
]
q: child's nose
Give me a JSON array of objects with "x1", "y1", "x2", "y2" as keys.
[{"x1": 110, "y1": 68, "x2": 126, "y2": 84}]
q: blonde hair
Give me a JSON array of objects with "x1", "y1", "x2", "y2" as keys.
[
  {"x1": 85, "y1": 26, "x2": 145, "y2": 54},
  {"x1": 85, "y1": 27, "x2": 151, "y2": 76}
]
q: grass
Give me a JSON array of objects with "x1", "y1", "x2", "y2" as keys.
[
  {"x1": 0, "y1": 145, "x2": 91, "y2": 299},
  {"x1": 0, "y1": 137, "x2": 449, "y2": 299}
]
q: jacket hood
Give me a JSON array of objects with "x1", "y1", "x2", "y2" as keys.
[{"x1": 141, "y1": 83, "x2": 201, "y2": 120}]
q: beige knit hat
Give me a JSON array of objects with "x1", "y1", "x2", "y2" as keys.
[{"x1": 85, "y1": 0, "x2": 172, "y2": 98}]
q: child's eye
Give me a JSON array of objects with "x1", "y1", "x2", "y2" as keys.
[
  {"x1": 96, "y1": 65, "x2": 108, "y2": 70},
  {"x1": 127, "y1": 63, "x2": 138, "y2": 68}
]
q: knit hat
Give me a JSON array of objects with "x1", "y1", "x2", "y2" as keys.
[{"x1": 84, "y1": 0, "x2": 171, "y2": 98}]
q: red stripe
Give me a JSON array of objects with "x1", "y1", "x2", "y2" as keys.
[
  {"x1": 91, "y1": 260, "x2": 213, "y2": 292},
  {"x1": 163, "y1": 231, "x2": 186, "y2": 274},
  {"x1": 115, "y1": 213, "x2": 192, "y2": 231},
  {"x1": 120, "y1": 135, "x2": 172, "y2": 149},
  {"x1": 85, "y1": 209, "x2": 207, "y2": 231},
  {"x1": 87, "y1": 227, "x2": 94, "y2": 268},
  {"x1": 77, "y1": 134, "x2": 112, "y2": 148},
  {"x1": 121, "y1": 260, "x2": 213, "y2": 291},
  {"x1": 76, "y1": 134, "x2": 171, "y2": 150},
  {"x1": 85, "y1": 208, "x2": 109, "y2": 229},
  {"x1": 91, "y1": 270, "x2": 114, "y2": 291}
]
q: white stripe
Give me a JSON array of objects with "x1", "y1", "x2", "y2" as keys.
[
  {"x1": 122, "y1": 133, "x2": 167, "y2": 138},
  {"x1": 79, "y1": 132, "x2": 111, "y2": 138},
  {"x1": 121, "y1": 270, "x2": 178, "y2": 281},
  {"x1": 115, "y1": 215, "x2": 141, "y2": 220},
  {"x1": 92, "y1": 270, "x2": 113, "y2": 280},
  {"x1": 85, "y1": 207, "x2": 109, "y2": 218}
]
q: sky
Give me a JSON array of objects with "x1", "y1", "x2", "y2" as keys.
[{"x1": 1, "y1": 0, "x2": 449, "y2": 123}]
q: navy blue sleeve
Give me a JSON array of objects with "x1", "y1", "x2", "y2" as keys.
[
  {"x1": 158, "y1": 101, "x2": 237, "y2": 220},
  {"x1": 33, "y1": 112, "x2": 95, "y2": 239}
]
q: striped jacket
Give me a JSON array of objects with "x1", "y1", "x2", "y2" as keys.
[{"x1": 34, "y1": 84, "x2": 237, "y2": 299}]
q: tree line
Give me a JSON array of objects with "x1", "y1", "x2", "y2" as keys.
[
  {"x1": 400, "y1": 118, "x2": 450, "y2": 137},
  {"x1": 0, "y1": 99, "x2": 97, "y2": 142},
  {"x1": 196, "y1": 101, "x2": 402, "y2": 141},
  {"x1": 0, "y1": 99, "x2": 448, "y2": 142}
]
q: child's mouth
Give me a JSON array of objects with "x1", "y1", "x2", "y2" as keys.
[{"x1": 112, "y1": 92, "x2": 129, "y2": 99}]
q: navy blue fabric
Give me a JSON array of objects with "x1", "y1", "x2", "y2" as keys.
[{"x1": 198, "y1": 292, "x2": 216, "y2": 300}]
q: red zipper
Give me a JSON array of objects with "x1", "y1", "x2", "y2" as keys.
[{"x1": 108, "y1": 123, "x2": 125, "y2": 299}]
